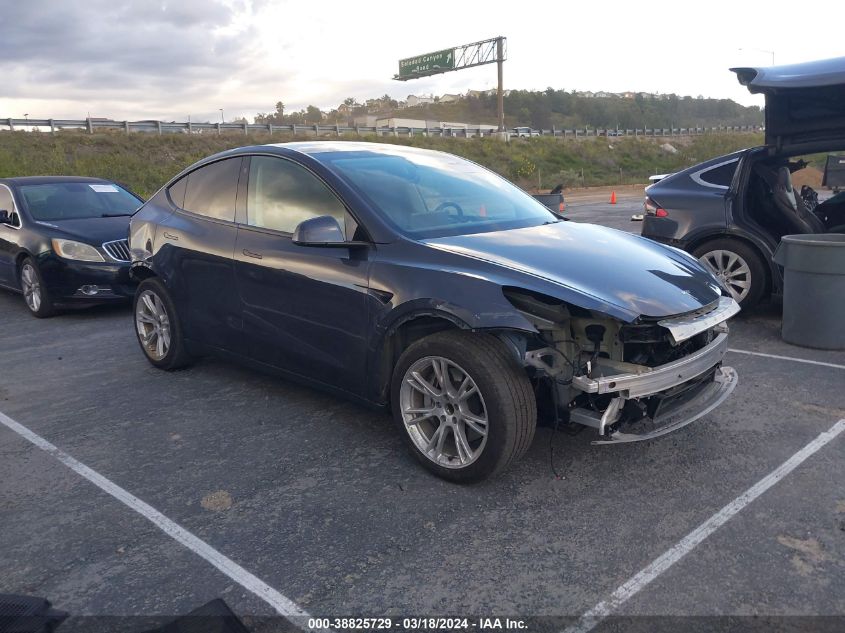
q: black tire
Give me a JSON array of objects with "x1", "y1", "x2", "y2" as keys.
[
  {"x1": 692, "y1": 238, "x2": 768, "y2": 309},
  {"x1": 19, "y1": 257, "x2": 56, "y2": 318},
  {"x1": 390, "y1": 330, "x2": 536, "y2": 483},
  {"x1": 133, "y1": 277, "x2": 192, "y2": 370}
]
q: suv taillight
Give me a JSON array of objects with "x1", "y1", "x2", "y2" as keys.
[{"x1": 644, "y1": 197, "x2": 668, "y2": 218}]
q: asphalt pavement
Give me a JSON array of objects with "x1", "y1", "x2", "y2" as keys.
[{"x1": 1, "y1": 199, "x2": 843, "y2": 632}]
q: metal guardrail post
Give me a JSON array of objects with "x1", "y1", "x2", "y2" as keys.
[
  {"x1": 216, "y1": 123, "x2": 221, "y2": 135},
  {"x1": 87, "y1": 118, "x2": 93, "y2": 134},
  {"x1": 292, "y1": 123, "x2": 297, "y2": 136},
  {"x1": 156, "y1": 121, "x2": 162, "y2": 135},
  {"x1": 49, "y1": 119, "x2": 56, "y2": 134}
]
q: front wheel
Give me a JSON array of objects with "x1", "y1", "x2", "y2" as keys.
[
  {"x1": 693, "y1": 239, "x2": 767, "y2": 309},
  {"x1": 391, "y1": 330, "x2": 536, "y2": 483},
  {"x1": 133, "y1": 277, "x2": 192, "y2": 370},
  {"x1": 19, "y1": 258, "x2": 55, "y2": 318}
]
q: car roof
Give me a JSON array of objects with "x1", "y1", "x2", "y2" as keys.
[
  {"x1": 265, "y1": 141, "x2": 446, "y2": 157},
  {"x1": 0, "y1": 176, "x2": 113, "y2": 186},
  {"x1": 731, "y1": 56, "x2": 845, "y2": 91}
]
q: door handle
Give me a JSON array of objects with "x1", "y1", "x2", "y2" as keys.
[
  {"x1": 162, "y1": 231, "x2": 180, "y2": 241},
  {"x1": 242, "y1": 249, "x2": 263, "y2": 260}
]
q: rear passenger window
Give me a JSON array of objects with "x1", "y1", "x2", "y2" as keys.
[
  {"x1": 699, "y1": 161, "x2": 737, "y2": 187},
  {"x1": 181, "y1": 158, "x2": 242, "y2": 221},
  {"x1": 247, "y1": 156, "x2": 347, "y2": 234}
]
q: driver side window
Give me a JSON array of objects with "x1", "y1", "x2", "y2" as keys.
[
  {"x1": 246, "y1": 156, "x2": 348, "y2": 236},
  {"x1": 0, "y1": 186, "x2": 20, "y2": 227}
]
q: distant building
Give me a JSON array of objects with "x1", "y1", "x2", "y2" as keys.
[
  {"x1": 406, "y1": 94, "x2": 435, "y2": 107},
  {"x1": 439, "y1": 93, "x2": 462, "y2": 103},
  {"x1": 353, "y1": 115, "x2": 378, "y2": 127}
]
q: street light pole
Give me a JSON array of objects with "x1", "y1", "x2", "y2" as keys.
[{"x1": 496, "y1": 36, "x2": 505, "y2": 132}]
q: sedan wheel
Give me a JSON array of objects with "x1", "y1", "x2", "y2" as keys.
[
  {"x1": 698, "y1": 249, "x2": 751, "y2": 303},
  {"x1": 135, "y1": 289, "x2": 172, "y2": 361},
  {"x1": 19, "y1": 257, "x2": 55, "y2": 318},
  {"x1": 20, "y1": 263, "x2": 42, "y2": 312},
  {"x1": 399, "y1": 356, "x2": 489, "y2": 469}
]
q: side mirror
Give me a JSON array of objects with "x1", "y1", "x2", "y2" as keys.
[
  {"x1": 292, "y1": 215, "x2": 369, "y2": 249},
  {"x1": 0, "y1": 210, "x2": 11, "y2": 225},
  {"x1": 293, "y1": 215, "x2": 345, "y2": 245}
]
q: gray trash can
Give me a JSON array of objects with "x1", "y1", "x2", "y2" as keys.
[{"x1": 773, "y1": 234, "x2": 845, "y2": 350}]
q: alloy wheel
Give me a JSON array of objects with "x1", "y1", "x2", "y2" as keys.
[
  {"x1": 699, "y1": 249, "x2": 751, "y2": 303},
  {"x1": 135, "y1": 289, "x2": 171, "y2": 361},
  {"x1": 20, "y1": 263, "x2": 41, "y2": 312},
  {"x1": 399, "y1": 356, "x2": 489, "y2": 469}
]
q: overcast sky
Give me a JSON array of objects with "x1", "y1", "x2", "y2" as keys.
[{"x1": 1, "y1": 0, "x2": 842, "y2": 123}]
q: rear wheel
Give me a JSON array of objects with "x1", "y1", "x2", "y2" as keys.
[
  {"x1": 133, "y1": 277, "x2": 192, "y2": 370},
  {"x1": 19, "y1": 258, "x2": 55, "y2": 318},
  {"x1": 693, "y1": 239, "x2": 767, "y2": 308},
  {"x1": 391, "y1": 330, "x2": 536, "y2": 483}
]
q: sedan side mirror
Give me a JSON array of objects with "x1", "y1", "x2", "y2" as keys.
[
  {"x1": 293, "y1": 215, "x2": 369, "y2": 249},
  {"x1": 0, "y1": 210, "x2": 10, "y2": 224}
]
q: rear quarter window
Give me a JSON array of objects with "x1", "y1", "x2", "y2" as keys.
[
  {"x1": 698, "y1": 161, "x2": 738, "y2": 187},
  {"x1": 179, "y1": 158, "x2": 242, "y2": 222}
]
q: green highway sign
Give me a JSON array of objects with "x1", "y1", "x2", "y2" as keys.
[{"x1": 398, "y1": 48, "x2": 455, "y2": 78}]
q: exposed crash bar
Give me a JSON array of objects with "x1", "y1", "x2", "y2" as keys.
[
  {"x1": 658, "y1": 296, "x2": 740, "y2": 344},
  {"x1": 572, "y1": 331, "x2": 730, "y2": 398}
]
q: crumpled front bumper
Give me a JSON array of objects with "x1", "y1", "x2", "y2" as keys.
[
  {"x1": 564, "y1": 329, "x2": 737, "y2": 443},
  {"x1": 589, "y1": 365, "x2": 737, "y2": 444}
]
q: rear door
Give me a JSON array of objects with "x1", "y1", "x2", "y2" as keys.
[
  {"x1": 732, "y1": 58, "x2": 845, "y2": 150},
  {"x1": 233, "y1": 155, "x2": 371, "y2": 396},
  {"x1": 158, "y1": 157, "x2": 245, "y2": 351}
]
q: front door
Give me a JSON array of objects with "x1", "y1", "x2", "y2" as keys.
[{"x1": 233, "y1": 155, "x2": 371, "y2": 396}]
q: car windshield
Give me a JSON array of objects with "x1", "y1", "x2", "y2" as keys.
[
  {"x1": 19, "y1": 182, "x2": 141, "y2": 221},
  {"x1": 321, "y1": 148, "x2": 558, "y2": 238}
]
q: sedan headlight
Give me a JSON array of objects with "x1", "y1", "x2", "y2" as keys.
[{"x1": 51, "y1": 239, "x2": 104, "y2": 262}]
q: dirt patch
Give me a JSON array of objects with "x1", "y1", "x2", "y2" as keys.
[
  {"x1": 792, "y1": 167, "x2": 823, "y2": 189},
  {"x1": 201, "y1": 490, "x2": 233, "y2": 511},
  {"x1": 777, "y1": 535, "x2": 828, "y2": 576}
]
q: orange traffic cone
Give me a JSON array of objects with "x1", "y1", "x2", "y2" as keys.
[{"x1": 610, "y1": 191, "x2": 617, "y2": 204}]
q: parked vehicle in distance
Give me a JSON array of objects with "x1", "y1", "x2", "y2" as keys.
[
  {"x1": 0, "y1": 177, "x2": 143, "y2": 317},
  {"x1": 130, "y1": 142, "x2": 738, "y2": 482},
  {"x1": 641, "y1": 56, "x2": 845, "y2": 308},
  {"x1": 511, "y1": 127, "x2": 539, "y2": 138}
]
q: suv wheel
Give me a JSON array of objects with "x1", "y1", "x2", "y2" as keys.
[
  {"x1": 19, "y1": 258, "x2": 55, "y2": 318},
  {"x1": 391, "y1": 330, "x2": 536, "y2": 483},
  {"x1": 693, "y1": 239, "x2": 766, "y2": 308},
  {"x1": 133, "y1": 278, "x2": 192, "y2": 370}
]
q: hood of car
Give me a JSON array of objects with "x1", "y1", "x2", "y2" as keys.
[
  {"x1": 732, "y1": 56, "x2": 845, "y2": 149},
  {"x1": 33, "y1": 215, "x2": 131, "y2": 244},
  {"x1": 423, "y1": 221, "x2": 722, "y2": 320}
]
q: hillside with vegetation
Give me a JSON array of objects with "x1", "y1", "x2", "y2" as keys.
[
  {"x1": 256, "y1": 89, "x2": 763, "y2": 130},
  {"x1": 0, "y1": 130, "x2": 764, "y2": 198}
]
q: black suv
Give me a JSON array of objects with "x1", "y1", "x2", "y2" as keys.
[{"x1": 641, "y1": 56, "x2": 845, "y2": 308}]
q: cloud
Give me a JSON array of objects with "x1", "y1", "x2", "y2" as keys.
[{"x1": 0, "y1": 0, "x2": 267, "y2": 119}]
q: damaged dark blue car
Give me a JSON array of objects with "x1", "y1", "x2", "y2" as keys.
[{"x1": 129, "y1": 142, "x2": 739, "y2": 482}]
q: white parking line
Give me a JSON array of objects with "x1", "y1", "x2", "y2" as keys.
[
  {"x1": 0, "y1": 410, "x2": 312, "y2": 624},
  {"x1": 564, "y1": 418, "x2": 845, "y2": 633},
  {"x1": 728, "y1": 348, "x2": 845, "y2": 370}
]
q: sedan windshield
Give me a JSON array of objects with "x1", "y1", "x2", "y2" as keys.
[
  {"x1": 322, "y1": 148, "x2": 558, "y2": 238},
  {"x1": 19, "y1": 182, "x2": 142, "y2": 221}
]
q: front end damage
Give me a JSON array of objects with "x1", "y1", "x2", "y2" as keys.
[{"x1": 504, "y1": 290, "x2": 740, "y2": 444}]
